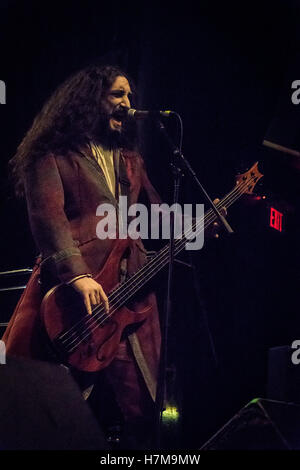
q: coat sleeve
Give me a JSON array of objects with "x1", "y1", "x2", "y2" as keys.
[{"x1": 25, "y1": 153, "x2": 90, "y2": 283}]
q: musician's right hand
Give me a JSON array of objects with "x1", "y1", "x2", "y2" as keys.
[{"x1": 71, "y1": 277, "x2": 109, "y2": 315}]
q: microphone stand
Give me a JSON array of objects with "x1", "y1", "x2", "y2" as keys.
[
  {"x1": 153, "y1": 120, "x2": 234, "y2": 449},
  {"x1": 153, "y1": 154, "x2": 183, "y2": 449}
]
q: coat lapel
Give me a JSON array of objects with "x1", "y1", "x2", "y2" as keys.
[
  {"x1": 118, "y1": 151, "x2": 130, "y2": 199},
  {"x1": 78, "y1": 146, "x2": 117, "y2": 206}
]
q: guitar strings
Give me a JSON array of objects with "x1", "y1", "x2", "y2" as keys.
[
  {"x1": 61, "y1": 174, "x2": 256, "y2": 353},
  {"x1": 57, "y1": 173, "x2": 258, "y2": 353},
  {"x1": 58, "y1": 188, "x2": 232, "y2": 345},
  {"x1": 60, "y1": 174, "x2": 256, "y2": 353}
]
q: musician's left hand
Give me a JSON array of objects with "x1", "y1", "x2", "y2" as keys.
[{"x1": 210, "y1": 198, "x2": 227, "y2": 239}]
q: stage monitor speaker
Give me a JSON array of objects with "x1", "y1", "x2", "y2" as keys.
[
  {"x1": 0, "y1": 355, "x2": 108, "y2": 450},
  {"x1": 200, "y1": 398, "x2": 300, "y2": 450}
]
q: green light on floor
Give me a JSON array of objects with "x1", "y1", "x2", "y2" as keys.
[
  {"x1": 249, "y1": 398, "x2": 260, "y2": 405},
  {"x1": 162, "y1": 406, "x2": 179, "y2": 422}
]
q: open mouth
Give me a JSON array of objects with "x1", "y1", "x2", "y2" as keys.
[
  {"x1": 111, "y1": 117, "x2": 122, "y2": 128},
  {"x1": 111, "y1": 107, "x2": 128, "y2": 122}
]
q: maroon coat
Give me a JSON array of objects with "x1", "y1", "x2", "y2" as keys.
[{"x1": 2, "y1": 146, "x2": 162, "y2": 399}]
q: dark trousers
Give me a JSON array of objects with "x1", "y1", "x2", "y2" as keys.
[{"x1": 72, "y1": 338, "x2": 155, "y2": 449}]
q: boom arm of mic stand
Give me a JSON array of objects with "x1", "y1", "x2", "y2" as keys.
[{"x1": 157, "y1": 120, "x2": 234, "y2": 234}]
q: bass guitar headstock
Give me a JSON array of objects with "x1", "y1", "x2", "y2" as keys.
[{"x1": 235, "y1": 162, "x2": 263, "y2": 195}]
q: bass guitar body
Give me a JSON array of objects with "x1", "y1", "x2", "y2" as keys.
[{"x1": 40, "y1": 238, "x2": 154, "y2": 373}]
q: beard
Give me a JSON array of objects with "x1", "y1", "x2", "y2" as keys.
[{"x1": 92, "y1": 109, "x2": 136, "y2": 150}]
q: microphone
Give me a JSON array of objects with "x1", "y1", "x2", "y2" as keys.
[
  {"x1": 123, "y1": 108, "x2": 173, "y2": 120},
  {"x1": 128, "y1": 108, "x2": 173, "y2": 119}
]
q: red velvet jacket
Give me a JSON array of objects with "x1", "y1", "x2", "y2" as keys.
[{"x1": 2, "y1": 147, "x2": 162, "y2": 398}]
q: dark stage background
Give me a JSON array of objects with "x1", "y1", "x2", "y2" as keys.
[{"x1": 0, "y1": 0, "x2": 299, "y2": 448}]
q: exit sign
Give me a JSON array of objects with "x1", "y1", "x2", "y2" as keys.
[{"x1": 270, "y1": 207, "x2": 283, "y2": 232}]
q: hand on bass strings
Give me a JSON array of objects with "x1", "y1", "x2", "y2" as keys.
[{"x1": 70, "y1": 277, "x2": 109, "y2": 315}]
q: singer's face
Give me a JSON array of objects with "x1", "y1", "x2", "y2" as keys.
[{"x1": 102, "y1": 76, "x2": 132, "y2": 132}]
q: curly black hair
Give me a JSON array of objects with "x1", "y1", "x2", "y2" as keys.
[{"x1": 10, "y1": 64, "x2": 137, "y2": 197}]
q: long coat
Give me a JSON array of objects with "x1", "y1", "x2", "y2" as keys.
[{"x1": 2, "y1": 146, "x2": 162, "y2": 401}]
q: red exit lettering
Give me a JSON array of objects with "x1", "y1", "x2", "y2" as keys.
[{"x1": 270, "y1": 207, "x2": 283, "y2": 232}]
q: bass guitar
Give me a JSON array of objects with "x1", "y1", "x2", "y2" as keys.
[{"x1": 40, "y1": 162, "x2": 263, "y2": 372}]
